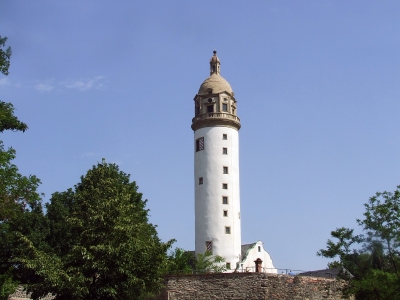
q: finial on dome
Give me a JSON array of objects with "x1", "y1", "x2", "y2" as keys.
[{"x1": 210, "y1": 50, "x2": 220, "y2": 75}]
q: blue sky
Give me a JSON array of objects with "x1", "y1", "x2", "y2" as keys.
[{"x1": 1, "y1": 1, "x2": 400, "y2": 271}]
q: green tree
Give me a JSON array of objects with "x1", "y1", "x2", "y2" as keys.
[
  {"x1": 0, "y1": 142, "x2": 42, "y2": 221},
  {"x1": 193, "y1": 251, "x2": 226, "y2": 274},
  {"x1": 167, "y1": 248, "x2": 194, "y2": 274},
  {"x1": 0, "y1": 35, "x2": 42, "y2": 299},
  {"x1": 318, "y1": 185, "x2": 400, "y2": 299},
  {"x1": 0, "y1": 272, "x2": 18, "y2": 300},
  {"x1": 0, "y1": 36, "x2": 11, "y2": 76},
  {"x1": 0, "y1": 36, "x2": 39, "y2": 221},
  {"x1": 0, "y1": 101, "x2": 28, "y2": 133},
  {"x1": 16, "y1": 160, "x2": 174, "y2": 300}
]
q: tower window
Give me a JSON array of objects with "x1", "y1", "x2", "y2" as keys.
[
  {"x1": 222, "y1": 134, "x2": 227, "y2": 140},
  {"x1": 258, "y1": 246, "x2": 261, "y2": 252},
  {"x1": 226, "y1": 262, "x2": 231, "y2": 269},
  {"x1": 199, "y1": 177, "x2": 203, "y2": 185},
  {"x1": 222, "y1": 183, "x2": 228, "y2": 189},
  {"x1": 206, "y1": 241, "x2": 212, "y2": 254},
  {"x1": 238, "y1": 212, "x2": 240, "y2": 219},
  {"x1": 196, "y1": 137, "x2": 204, "y2": 152},
  {"x1": 225, "y1": 227, "x2": 231, "y2": 234},
  {"x1": 213, "y1": 65, "x2": 216, "y2": 72},
  {"x1": 207, "y1": 105, "x2": 214, "y2": 113},
  {"x1": 223, "y1": 210, "x2": 228, "y2": 217},
  {"x1": 223, "y1": 166, "x2": 228, "y2": 174},
  {"x1": 222, "y1": 103, "x2": 228, "y2": 112},
  {"x1": 223, "y1": 148, "x2": 227, "y2": 154},
  {"x1": 222, "y1": 196, "x2": 228, "y2": 204}
]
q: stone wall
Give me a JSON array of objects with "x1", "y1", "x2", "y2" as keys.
[
  {"x1": 161, "y1": 273, "x2": 352, "y2": 300},
  {"x1": 9, "y1": 273, "x2": 352, "y2": 300},
  {"x1": 8, "y1": 286, "x2": 54, "y2": 300}
]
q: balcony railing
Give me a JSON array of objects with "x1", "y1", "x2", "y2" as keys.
[{"x1": 192, "y1": 112, "x2": 241, "y2": 124}]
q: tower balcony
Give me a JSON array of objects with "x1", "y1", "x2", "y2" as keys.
[{"x1": 191, "y1": 112, "x2": 241, "y2": 131}]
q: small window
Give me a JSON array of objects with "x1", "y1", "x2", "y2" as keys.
[
  {"x1": 223, "y1": 148, "x2": 227, "y2": 155},
  {"x1": 196, "y1": 137, "x2": 204, "y2": 152},
  {"x1": 195, "y1": 106, "x2": 200, "y2": 116},
  {"x1": 222, "y1": 183, "x2": 228, "y2": 189},
  {"x1": 223, "y1": 210, "x2": 228, "y2": 217},
  {"x1": 238, "y1": 212, "x2": 240, "y2": 219},
  {"x1": 223, "y1": 166, "x2": 228, "y2": 174},
  {"x1": 208, "y1": 98, "x2": 213, "y2": 103},
  {"x1": 222, "y1": 103, "x2": 228, "y2": 112},
  {"x1": 207, "y1": 105, "x2": 214, "y2": 113},
  {"x1": 224, "y1": 98, "x2": 228, "y2": 101},
  {"x1": 222, "y1": 134, "x2": 227, "y2": 140},
  {"x1": 199, "y1": 177, "x2": 203, "y2": 185},
  {"x1": 226, "y1": 262, "x2": 231, "y2": 269},
  {"x1": 206, "y1": 241, "x2": 212, "y2": 254},
  {"x1": 258, "y1": 246, "x2": 261, "y2": 252},
  {"x1": 222, "y1": 196, "x2": 228, "y2": 204},
  {"x1": 225, "y1": 227, "x2": 231, "y2": 234}
]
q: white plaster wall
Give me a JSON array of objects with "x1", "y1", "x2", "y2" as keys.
[
  {"x1": 241, "y1": 241, "x2": 277, "y2": 273},
  {"x1": 194, "y1": 126, "x2": 241, "y2": 268}
]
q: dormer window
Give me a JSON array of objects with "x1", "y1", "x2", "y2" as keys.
[
  {"x1": 222, "y1": 104, "x2": 228, "y2": 112},
  {"x1": 207, "y1": 105, "x2": 214, "y2": 113}
]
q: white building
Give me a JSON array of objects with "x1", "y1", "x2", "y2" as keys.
[{"x1": 192, "y1": 51, "x2": 277, "y2": 273}]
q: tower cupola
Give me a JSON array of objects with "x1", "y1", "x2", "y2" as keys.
[{"x1": 192, "y1": 51, "x2": 240, "y2": 131}]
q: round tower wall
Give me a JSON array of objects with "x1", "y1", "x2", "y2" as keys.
[{"x1": 194, "y1": 126, "x2": 241, "y2": 269}]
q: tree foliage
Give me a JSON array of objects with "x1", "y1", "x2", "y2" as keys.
[
  {"x1": 167, "y1": 248, "x2": 194, "y2": 274},
  {"x1": 0, "y1": 142, "x2": 41, "y2": 221},
  {"x1": 193, "y1": 251, "x2": 226, "y2": 274},
  {"x1": 14, "y1": 160, "x2": 174, "y2": 300},
  {"x1": 166, "y1": 248, "x2": 227, "y2": 275},
  {"x1": 318, "y1": 185, "x2": 400, "y2": 299},
  {"x1": 0, "y1": 36, "x2": 11, "y2": 76},
  {"x1": 0, "y1": 35, "x2": 42, "y2": 298},
  {"x1": 0, "y1": 101, "x2": 28, "y2": 133}
]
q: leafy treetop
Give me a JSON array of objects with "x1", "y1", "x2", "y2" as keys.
[
  {"x1": 0, "y1": 101, "x2": 28, "y2": 133},
  {"x1": 0, "y1": 36, "x2": 11, "y2": 76},
  {"x1": 318, "y1": 185, "x2": 400, "y2": 299}
]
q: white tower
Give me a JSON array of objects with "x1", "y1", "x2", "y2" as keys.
[{"x1": 192, "y1": 51, "x2": 241, "y2": 270}]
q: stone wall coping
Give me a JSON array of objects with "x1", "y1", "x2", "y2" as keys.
[{"x1": 165, "y1": 272, "x2": 337, "y2": 282}]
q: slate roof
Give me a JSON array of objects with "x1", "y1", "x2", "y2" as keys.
[{"x1": 240, "y1": 243, "x2": 256, "y2": 263}]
